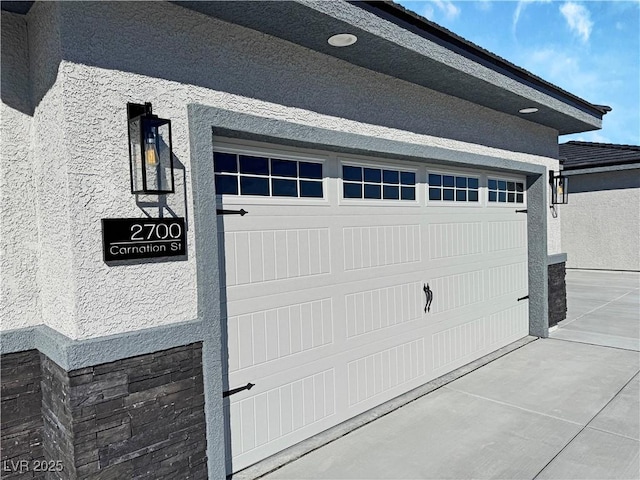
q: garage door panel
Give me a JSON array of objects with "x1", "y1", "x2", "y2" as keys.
[
  {"x1": 431, "y1": 315, "x2": 487, "y2": 372},
  {"x1": 343, "y1": 279, "x2": 424, "y2": 340},
  {"x1": 342, "y1": 224, "x2": 422, "y2": 271},
  {"x1": 225, "y1": 299, "x2": 334, "y2": 375},
  {"x1": 486, "y1": 261, "x2": 528, "y2": 299},
  {"x1": 220, "y1": 227, "x2": 332, "y2": 289},
  {"x1": 427, "y1": 220, "x2": 484, "y2": 260},
  {"x1": 223, "y1": 265, "x2": 427, "y2": 303},
  {"x1": 223, "y1": 348, "x2": 339, "y2": 397},
  {"x1": 424, "y1": 268, "x2": 484, "y2": 316},
  {"x1": 227, "y1": 319, "x2": 432, "y2": 402},
  {"x1": 217, "y1": 217, "x2": 332, "y2": 239},
  {"x1": 430, "y1": 302, "x2": 527, "y2": 374},
  {"x1": 333, "y1": 206, "x2": 423, "y2": 216},
  {"x1": 346, "y1": 335, "x2": 428, "y2": 410},
  {"x1": 486, "y1": 302, "x2": 528, "y2": 345},
  {"x1": 225, "y1": 282, "x2": 337, "y2": 314},
  {"x1": 486, "y1": 219, "x2": 527, "y2": 252},
  {"x1": 217, "y1": 142, "x2": 531, "y2": 473},
  {"x1": 225, "y1": 368, "x2": 339, "y2": 469}
]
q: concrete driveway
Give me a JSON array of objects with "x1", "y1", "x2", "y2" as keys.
[
  {"x1": 257, "y1": 270, "x2": 640, "y2": 480},
  {"x1": 551, "y1": 269, "x2": 639, "y2": 351}
]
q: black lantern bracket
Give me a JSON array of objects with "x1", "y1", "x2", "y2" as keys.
[
  {"x1": 549, "y1": 170, "x2": 568, "y2": 206},
  {"x1": 127, "y1": 102, "x2": 175, "y2": 195}
]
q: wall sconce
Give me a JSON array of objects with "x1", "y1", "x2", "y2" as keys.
[
  {"x1": 127, "y1": 102, "x2": 174, "y2": 194},
  {"x1": 549, "y1": 170, "x2": 568, "y2": 205}
]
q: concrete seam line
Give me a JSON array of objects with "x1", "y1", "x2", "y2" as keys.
[
  {"x1": 586, "y1": 425, "x2": 640, "y2": 443},
  {"x1": 444, "y1": 386, "x2": 584, "y2": 426},
  {"x1": 559, "y1": 289, "x2": 638, "y2": 329},
  {"x1": 531, "y1": 371, "x2": 640, "y2": 480},
  {"x1": 548, "y1": 336, "x2": 640, "y2": 353}
]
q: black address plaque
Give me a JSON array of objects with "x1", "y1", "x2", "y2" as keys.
[{"x1": 102, "y1": 218, "x2": 186, "y2": 262}]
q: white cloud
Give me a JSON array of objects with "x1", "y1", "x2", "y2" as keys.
[
  {"x1": 422, "y1": 3, "x2": 435, "y2": 19},
  {"x1": 434, "y1": 0, "x2": 461, "y2": 20},
  {"x1": 520, "y1": 47, "x2": 600, "y2": 98},
  {"x1": 422, "y1": 1, "x2": 460, "y2": 21},
  {"x1": 513, "y1": 0, "x2": 551, "y2": 35},
  {"x1": 560, "y1": 2, "x2": 593, "y2": 43}
]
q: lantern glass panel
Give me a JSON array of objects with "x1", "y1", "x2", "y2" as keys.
[
  {"x1": 128, "y1": 117, "x2": 144, "y2": 193},
  {"x1": 559, "y1": 176, "x2": 569, "y2": 203},
  {"x1": 141, "y1": 117, "x2": 174, "y2": 193}
]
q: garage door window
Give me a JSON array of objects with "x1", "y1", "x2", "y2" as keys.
[
  {"x1": 488, "y1": 178, "x2": 524, "y2": 204},
  {"x1": 342, "y1": 165, "x2": 416, "y2": 200},
  {"x1": 214, "y1": 152, "x2": 323, "y2": 198},
  {"x1": 428, "y1": 174, "x2": 479, "y2": 202}
]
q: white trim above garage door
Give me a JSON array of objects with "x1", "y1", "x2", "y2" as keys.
[{"x1": 214, "y1": 138, "x2": 529, "y2": 473}]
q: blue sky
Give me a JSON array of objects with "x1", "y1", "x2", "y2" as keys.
[{"x1": 395, "y1": 0, "x2": 640, "y2": 145}]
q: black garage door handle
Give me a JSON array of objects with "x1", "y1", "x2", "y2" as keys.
[{"x1": 424, "y1": 283, "x2": 433, "y2": 313}]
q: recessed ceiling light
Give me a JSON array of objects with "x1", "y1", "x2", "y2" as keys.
[
  {"x1": 519, "y1": 107, "x2": 539, "y2": 114},
  {"x1": 328, "y1": 34, "x2": 357, "y2": 47}
]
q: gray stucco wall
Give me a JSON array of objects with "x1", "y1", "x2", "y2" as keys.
[
  {"x1": 562, "y1": 169, "x2": 640, "y2": 271},
  {"x1": 27, "y1": 2, "x2": 81, "y2": 337},
  {"x1": 1, "y1": 12, "x2": 40, "y2": 331},
  {"x1": 57, "y1": 2, "x2": 560, "y2": 158},
  {"x1": 1, "y1": 1, "x2": 562, "y2": 340}
]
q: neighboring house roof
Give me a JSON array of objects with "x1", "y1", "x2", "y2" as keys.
[{"x1": 560, "y1": 141, "x2": 640, "y2": 170}]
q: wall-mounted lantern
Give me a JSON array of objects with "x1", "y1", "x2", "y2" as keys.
[
  {"x1": 127, "y1": 102, "x2": 174, "y2": 194},
  {"x1": 549, "y1": 170, "x2": 568, "y2": 205}
]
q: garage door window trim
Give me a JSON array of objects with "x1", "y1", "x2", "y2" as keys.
[
  {"x1": 341, "y1": 162, "x2": 418, "y2": 204},
  {"x1": 427, "y1": 171, "x2": 481, "y2": 206},
  {"x1": 213, "y1": 150, "x2": 326, "y2": 201},
  {"x1": 487, "y1": 177, "x2": 526, "y2": 206}
]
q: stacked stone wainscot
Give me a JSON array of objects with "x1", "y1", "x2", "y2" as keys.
[
  {"x1": 1, "y1": 350, "x2": 45, "y2": 479},
  {"x1": 1, "y1": 343, "x2": 208, "y2": 479},
  {"x1": 548, "y1": 255, "x2": 568, "y2": 328}
]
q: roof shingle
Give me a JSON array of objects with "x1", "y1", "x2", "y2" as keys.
[{"x1": 559, "y1": 141, "x2": 640, "y2": 170}]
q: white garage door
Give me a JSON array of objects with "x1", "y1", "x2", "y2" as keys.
[{"x1": 214, "y1": 139, "x2": 529, "y2": 472}]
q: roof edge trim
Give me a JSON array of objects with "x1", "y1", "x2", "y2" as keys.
[{"x1": 354, "y1": 0, "x2": 608, "y2": 118}]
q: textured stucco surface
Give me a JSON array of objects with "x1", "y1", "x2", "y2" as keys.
[
  {"x1": 58, "y1": 1, "x2": 561, "y2": 157},
  {"x1": 1, "y1": 12, "x2": 40, "y2": 331},
  {"x1": 188, "y1": 107, "x2": 227, "y2": 480},
  {"x1": 527, "y1": 173, "x2": 549, "y2": 338},
  {"x1": 562, "y1": 170, "x2": 640, "y2": 271},
  {"x1": 28, "y1": 2, "x2": 78, "y2": 338},
  {"x1": 3, "y1": 0, "x2": 561, "y2": 340}
]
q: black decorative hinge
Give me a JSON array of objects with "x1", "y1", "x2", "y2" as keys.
[
  {"x1": 423, "y1": 283, "x2": 434, "y2": 313},
  {"x1": 216, "y1": 209, "x2": 248, "y2": 216},
  {"x1": 515, "y1": 209, "x2": 528, "y2": 213},
  {"x1": 223, "y1": 382, "x2": 255, "y2": 397},
  {"x1": 517, "y1": 295, "x2": 529, "y2": 302}
]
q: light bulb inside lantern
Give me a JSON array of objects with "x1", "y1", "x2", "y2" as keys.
[{"x1": 145, "y1": 133, "x2": 158, "y2": 166}]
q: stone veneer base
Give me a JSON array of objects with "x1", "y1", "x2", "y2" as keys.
[
  {"x1": 1, "y1": 344, "x2": 207, "y2": 479},
  {"x1": 548, "y1": 261, "x2": 567, "y2": 328}
]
